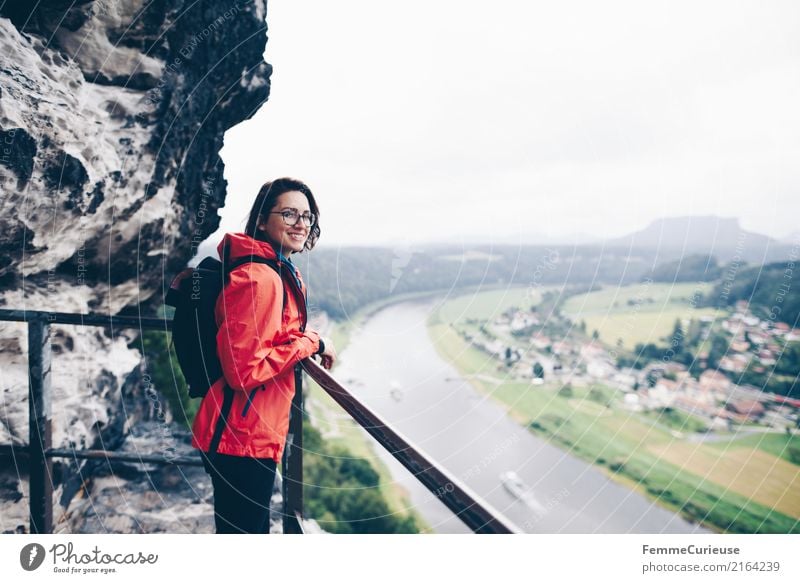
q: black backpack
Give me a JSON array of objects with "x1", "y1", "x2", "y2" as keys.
[{"x1": 165, "y1": 253, "x2": 286, "y2": 398}]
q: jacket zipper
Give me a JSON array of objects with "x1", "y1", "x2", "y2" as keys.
[{"x1": 241, "y1": 386, "x2": 262, "y2": 417}]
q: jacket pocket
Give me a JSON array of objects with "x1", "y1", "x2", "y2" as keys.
[{"x1": 241, "y1": 386, "x2": 263, "y2": 417}]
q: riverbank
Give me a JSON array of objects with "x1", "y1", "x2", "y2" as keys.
[
  {"x1": 329, "y1": 296, "x2": 703, "y2": 532},
  {"x1": 305, "y1": 289, "x2": 456, "y2": 532},
  {"x1": 306, "y1": 284, "x2": 545, "y2": 532},
  {"x1": 427, "y1": 287, "x2": 800, "y2": 534}
]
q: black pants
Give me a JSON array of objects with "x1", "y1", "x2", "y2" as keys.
[{"x1": 202, "y1": 451, "x2": 277, "y2": 534}]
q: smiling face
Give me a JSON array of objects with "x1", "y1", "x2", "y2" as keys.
[{"x1": 257, "y1": 190, "x2": 311, "y2": 254}]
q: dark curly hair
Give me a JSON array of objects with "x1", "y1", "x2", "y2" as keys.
[{"x1": 244, "y1": 177, "x2": 321, "y2": 251}]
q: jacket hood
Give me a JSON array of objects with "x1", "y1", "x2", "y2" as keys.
[
  {"x1": 217, "y1": 232, "x2": 302, "y2": 287},
  {"x1": 217, "y1": 232, "x2": 278, "y2": 262}
]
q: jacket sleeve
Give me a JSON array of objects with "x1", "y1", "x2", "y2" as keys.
[{"x1": 216, "y1": 264, "x2": 320, "y2": 391}]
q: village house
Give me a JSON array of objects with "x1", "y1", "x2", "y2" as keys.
[
  {"x1": 654, "y1": 378, "x2": 679, "y2": 393},
  {"x1": 719, "y1": 355, "x2": 747, "y2": 373},
  {"x1": 612, "y1": 371, "x2": 637, "y2": 389},
  {"x1": 530, "y1": 334, "x2": 551, "y2": 351},
  {"x1": 730, "y1": 338, "x2": 750, "y2": 353},
  {"x1": 623, "y1": 392, "x2": 643, "y2": 411},
  {"x1": 771, "y1": 321, "x2": 790, "y2": 333},
  {"x1": 587, "y1": 359, "x2": 616, "y2": 379},
  {"x1": 673, "y1": 394, "x2": 719, "y2": 417},
  {"x1": 642, "y1": 385, "x2": 676, "y2": 409},
  {"x1": 723, "y1": 399, "x2": 765, "y2": 422},
  {"x1": 510, "y1": 311, "x2": 538, "y2": 332},
  {"x1": 699, "y1": 369, "x2": 731, "y2": 394},
  {"x1": 761, "y1": 408, "x2": 796, "y2": 429},
  {"x1": 757, "y1": 350, "x2": 777, "y2": 366},
  {"x1": 552, "y1": 340, "x2": 572, "y2": 356}
]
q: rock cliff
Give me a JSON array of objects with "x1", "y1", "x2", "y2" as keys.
[{"x1": 0, "y1": 0, "x2": 271, "y2": 532}]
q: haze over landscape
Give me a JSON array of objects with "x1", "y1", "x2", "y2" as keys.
[
  {"x1": 179, "y1": 2, "x2": 800, "y2": 534},
  {"x1": 215, "y1": 0, "x2": 800, "y2": 247},
  {"x1": 2, "y1": 0, "x2": 797, "y2": 542}
]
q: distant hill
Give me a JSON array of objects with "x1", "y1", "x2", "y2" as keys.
[
  {"x1": 181, "y1": 218, "x2": 793, "y2": 322},
  {"x1": 604, "y1": 216, "x2": 790, "y2": 263},
  {"x1": 780, "y1": 231, "x2": 800, "y2": 246},
  {"x1": 646, "y1": 254, "x2": 723, "y2": 283},
  {"x1": 702, "y1": 261, "x2": 799, "y2": 327}
]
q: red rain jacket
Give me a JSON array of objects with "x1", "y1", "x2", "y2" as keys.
[{"x1": 191, "y1": 232, "x2": 320, "y2": 461}]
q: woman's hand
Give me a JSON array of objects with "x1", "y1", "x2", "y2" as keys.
[{"x1": 317, "y1": 336, "x2": 337, "y2": 370}]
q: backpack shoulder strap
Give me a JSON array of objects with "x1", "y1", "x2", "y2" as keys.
[
  {"x1": 219, "y1": 240, "x2": 303, "y2": 323},
  {"x1": 227, "y1": 256, "x2": 279, "y2": 274},
  {"x1": 224, "y1": 256, "x2": 289, "y2": 315}
]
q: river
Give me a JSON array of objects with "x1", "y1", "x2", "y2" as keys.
[{"x1": 332, "y1": 298, "x2": 708, "y2": 533}]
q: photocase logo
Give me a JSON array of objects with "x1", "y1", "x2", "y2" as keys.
[{"x1": 20, "y1": 543, "x2": 46, "y2": 571}]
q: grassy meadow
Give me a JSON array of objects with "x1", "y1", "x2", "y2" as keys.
[
  {"x1": 428, "y1": 285, "x2": 800, "y2": 533},
  {"x1": 561, "y1": 282, "x2": 719, "y2": 349}
]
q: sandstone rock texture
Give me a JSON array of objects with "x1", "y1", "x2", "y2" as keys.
[{"x1": 0, "y1": 0, "x2": 271, "y2": 532}]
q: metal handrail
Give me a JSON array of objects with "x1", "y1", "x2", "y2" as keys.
[
  {"x1": 0, "y1": 308, "x2": 170, "y2": 330},
  {"x1": 0, "y1": 308, "x2": 518, "y2": 534},
  {"x1": 302, "y1": 359, "x2": 519, "y2": 533}
]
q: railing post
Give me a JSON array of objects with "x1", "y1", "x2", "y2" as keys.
[
  {"x1": 282, "y1": 365, "x2": 305, "y2": 533},
  {"x1": 28, "y1": 316, "x2": 53, "y2": 534}
]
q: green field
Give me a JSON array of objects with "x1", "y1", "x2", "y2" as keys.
[
  {"x1": 640, "y1": 407, "x2": 709, "y2": 434},
  {"x1": 436, "y1": 286, "x2": 544, "y2": 324},
  {"x1": 704, "y1": 432, "x2": 800, "y2": 465},
  {"x1": 561, "y1": 282, "x2": 720, "y2": 348},
  {"x1": 428, "y1": 288, "x2": 800, "y2": 533}
]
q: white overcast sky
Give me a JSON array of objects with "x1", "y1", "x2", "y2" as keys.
[{"x1": 216, "y1": 0, "x2": 800, "y2": 247}]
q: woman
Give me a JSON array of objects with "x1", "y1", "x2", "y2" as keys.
[{"x1": 191, "y1": 177, "x2": 337, "y2": 534}]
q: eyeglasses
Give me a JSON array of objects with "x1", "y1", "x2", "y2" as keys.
[{"x1": 269, "y1": 209, "x2": 317, "y2": 228}]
